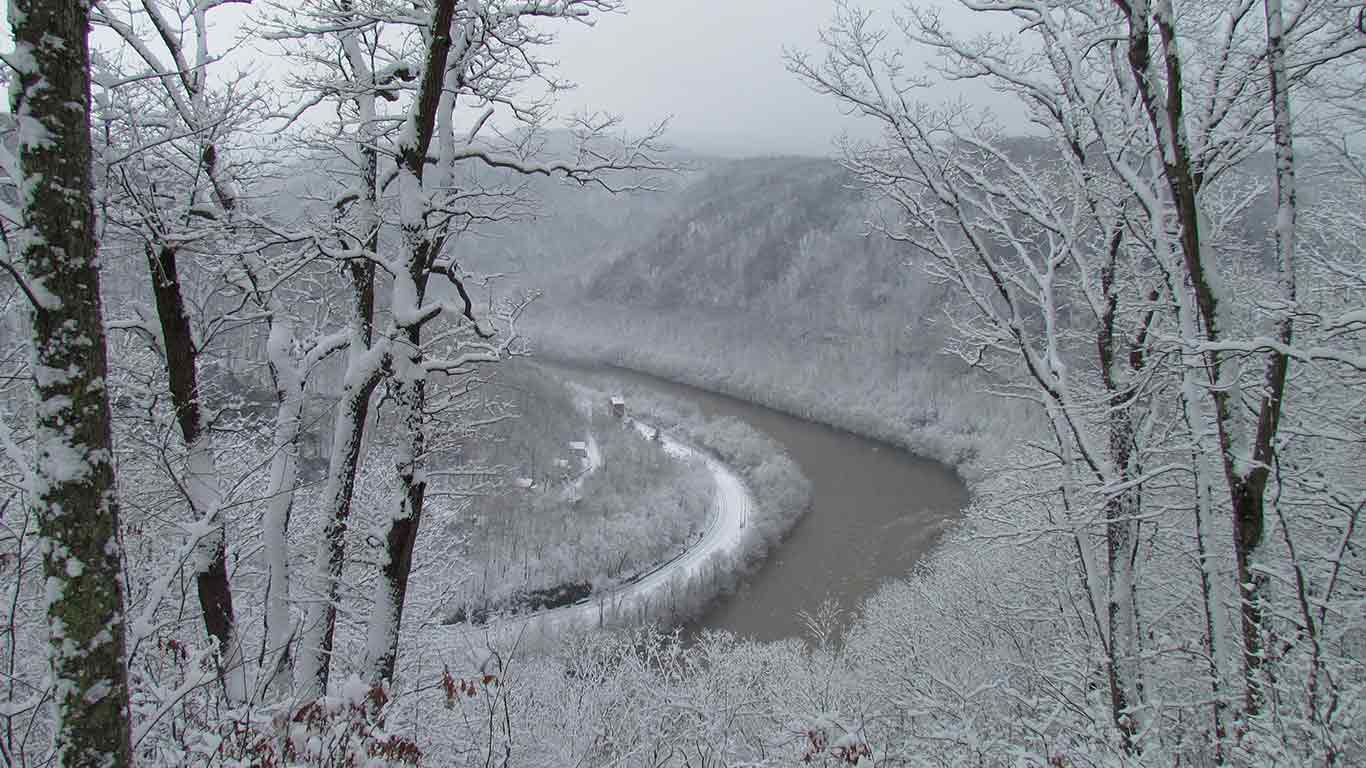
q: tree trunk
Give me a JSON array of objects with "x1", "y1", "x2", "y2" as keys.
[
  {"x1": 1104, "y1": 407, "x2": 1142, "y2": 752},
  {"x1": 296, "y1": 2, "x2": 383, "y2": 697},
  {"x1": 365, "y1": 366, "x2": 427, "y2": 684},
  {"x1": 1096, "y1": 235, "x2": 1144, "y2": 753},
  {"x1": 145, "y1": 242, "x2": 243, "y2": 699},
  {"x1": 12, "y1": 0, "x2": 133, "y2": 762},
  {"x1": 1120, "y1": 0, "x2": 1295, "y2": 717},
  {"x1": 298, "y1": 221, "x2": 379, "y2": 697},
  {"x1": 260, "y1": 323, "x2": 306, "y2": 695},
  {"x1": 361, "y1": 0, "x2": 456, "y2": 686},
  {"x1": 364, "y1": 224, "x2": 432, "y2": 684},
  {"x1": 1193, "y1": 459, "x2": 1230, "y2": 763},
  {"x1": 1233, "y1": 0, "x2": 1298, "y2": 717}
]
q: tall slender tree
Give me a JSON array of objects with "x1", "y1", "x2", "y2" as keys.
[
  {"x1": 7, "y1": 0, "x2": 132, "y2": 763},
  {"x1": 89, "y1": 0, "x2": 253, "y2": 699}
]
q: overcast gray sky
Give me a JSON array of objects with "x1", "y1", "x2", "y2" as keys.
[
  {"x1": 544, "y1": 1, "x2": 1004, "y2": 157},
  {"x1": 3, "y1": 0, "x2": 997, "y2": 156},
  {"x1": 548, "y1": 0, "x2": 906, "y2": 157}
]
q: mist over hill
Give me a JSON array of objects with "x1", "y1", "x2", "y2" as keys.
[
  {"x1": 468, "y1": 152, "x2": 942, "y2": 339},
  {"x1": 490, "y1": 141, "x2": 1303, "y2": 475},
  {"x1": 585, "y1": 157, "x2": 871, "y2": 307},
  {"x1": 493, "y1": 151, "x2": 1006, "y2": 470}
]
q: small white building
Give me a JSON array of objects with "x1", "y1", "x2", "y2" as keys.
[
  {"x1": 609, "y1": 395, "x2": 626, "y2": 418},
  {"x1": 568, "y1": 441, "x2": 588, "y2": 457},
  {"x1": 513, "y1": 477, "x2": 536, "y2": 490}
]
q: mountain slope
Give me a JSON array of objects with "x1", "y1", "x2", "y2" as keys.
[{"x1": 582, "y1": 157, "x2": 922, "y2": 321}]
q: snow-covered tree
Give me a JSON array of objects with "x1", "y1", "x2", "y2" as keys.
[
  {"x1": 793, "y1": 0, "x2": 1365, "y2": 758},
  {"x1": 88, "y1": 0, "x2": 272, "y2": 700},
  {"x1": 256, "y1": 0, "x2": 670, "y2": 693},
  {"x1": 3, "y1": 0, "x2": 133, "y2": 763}
]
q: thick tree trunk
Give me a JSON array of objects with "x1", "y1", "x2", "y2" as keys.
[
  {"x1": 364, "y1": 223, "x2": 432, "y2": 684},
  {"x1": 298, "y1": 365, "x2": 379, "y2": 695},
  {"x1": 11, "y1": 0, "x2": 133, "y2": 762},
  {"x1": 1095, "y1": 237, "x2": 1144, "y2": 753},
  {"x1": 297, "y1": 67, "x2": 381, "y2": 691},
  {"x1": 1193, "y1": 460, "x2": 1230, "y2": 763}
]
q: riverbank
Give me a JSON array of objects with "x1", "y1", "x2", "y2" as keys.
[{"x1": 522, "y1": 306, "x2": 1038, "y2": 491}]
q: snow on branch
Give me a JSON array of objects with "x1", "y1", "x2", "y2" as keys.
[{"x1": 1195, "y1": 337, "x2": 1366, "y2": 372}]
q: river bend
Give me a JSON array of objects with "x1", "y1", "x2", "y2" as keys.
[{"x1": 575, "y1": 365, "x2": 969, "y2": 642}]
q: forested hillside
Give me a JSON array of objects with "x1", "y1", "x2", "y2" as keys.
[
  {"x1": 586, "y1": 158, "x2": 884, "y2": 309},
  {"x1": 522, "y1": 155, "x2": 1016, "y2": 470}
]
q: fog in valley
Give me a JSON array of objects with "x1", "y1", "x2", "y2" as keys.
[{"x1": 1, "y1": 1, "x2": 1363, "y2": 766}]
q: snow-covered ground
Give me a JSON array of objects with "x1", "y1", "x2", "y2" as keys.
[
  {"x1": 562, "y1": 431, "x2": 600, "y2": 500},
  {"x1": 584, "y1": 432, "x2": 601, "y2": 471},
  {"x1": 441, "y1": 419, "x2": 753, "y2": 647},
  {"x1": 559, "y1": 393, "x2": 604, "y2": 503}
]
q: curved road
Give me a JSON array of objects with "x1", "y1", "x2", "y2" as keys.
[{"x1": 444, "y1": 419, "x2": 753, "y2": 646}]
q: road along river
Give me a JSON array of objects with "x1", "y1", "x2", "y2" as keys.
[
  {"x1": 561, "y1": 364, "x2": 970, "y2": 642},
  {"x1": 454, "y1": 418, "x2": 756, "y2": 644}
]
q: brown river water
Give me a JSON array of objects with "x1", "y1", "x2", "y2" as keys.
[{"x1": 563, "y1": 364, "x2": 969, "y2": 642}]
